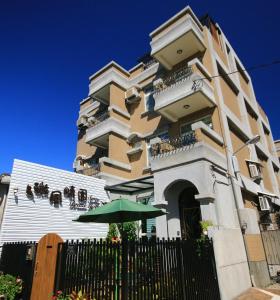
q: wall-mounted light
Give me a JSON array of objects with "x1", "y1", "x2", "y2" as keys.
[
  {"x1": 177, "y1": 49, "x2": 183, "y2": 54},
  {"x1": 13, "y1": 188, "x2": 19, "y2": 196}
]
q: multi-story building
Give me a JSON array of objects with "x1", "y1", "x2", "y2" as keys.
[
  {"x1": 275, "y1": 140, "x2": 280, "y2": 162},
  {"x1": 74, "y1": 6, "x2": 280, "y2": 296}
]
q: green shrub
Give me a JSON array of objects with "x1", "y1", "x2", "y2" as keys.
[
  {"x1": 0, "y1": 274, "x2": 22, "y2": 300},
  {"x1": 119, "y1": 222, "x2": 137, "y2": 241},
  {"x1": 107, "y1": 222, "x2": 137, "y2": 241},
  {"x1": 200, "y1": 220, "x2": 213, "y2": 232},
  {"x1": 107, "y1": 223, "x2": 119, "y2": 240}
]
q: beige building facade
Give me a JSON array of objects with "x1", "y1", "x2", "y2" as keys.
[
  {"x1": 75, "y1": 7, "x2": 280, "y2": 298},
  {"x1": 275, "y1": 140, "x2": 280, "y2": 162}
]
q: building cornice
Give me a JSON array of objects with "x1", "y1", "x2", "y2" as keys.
[
  {"x1": 149, "y1": 6, "x2": 203, "y2": 38},
  {"x1": 89, "y1": 61, "x2": 130, "y2": 81}
]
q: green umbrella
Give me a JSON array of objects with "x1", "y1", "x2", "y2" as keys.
[
  {"x1": 74, "y1": 198, "x2": 166, "y2": 223},
  {"x1": 74, "y1": 198, "x2": 165, "y2": 299}
]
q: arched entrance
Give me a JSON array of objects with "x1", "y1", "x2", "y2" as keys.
[
  {"x1": 164, "y1": 180, "x2": 201, "y2": 239},
  {"x1": 179, "y1": 187, "x2": 201, "y2": 239}
]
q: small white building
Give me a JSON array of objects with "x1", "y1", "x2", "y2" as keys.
[{"x1": 0, "y1": 159, "x2": 109, "y2": 244}]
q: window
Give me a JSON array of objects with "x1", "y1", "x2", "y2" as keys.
[
  {"x1": 181, "y1": 116, "x2": 213, "y2": 135},
  {"x1": 259, "y1": 196, "x2": 270, "y2": 211},
  {"x1": 144, "y1": 86, "x2": 155, "y2": 112}
]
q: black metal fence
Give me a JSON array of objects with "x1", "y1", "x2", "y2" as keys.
[
  {"x1": 54, "y1": 238, "x2": 220, "y2": 300},
  {"x1": 0, "y1": 242, "x2": 37, "y2": 300}
]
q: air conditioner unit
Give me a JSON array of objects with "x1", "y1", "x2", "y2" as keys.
[
  {"x1": 76, "y1": 116, "x2": 88, "y2": 128},
  {"x1": 87, "y1": 116, "x2": 96, "y2": 126},
  {"x1": 266, "y1": 223, "x2": 275, "y2": 231},
  {"x1": 73, "y1": 160, "x2": 79, "y2": 169},
  {"x1": 125, "y1": 87, "x2": 140, "y2": 103},
  {"x1": 249, "y1": 164, "x2": 260, "y2": 178},
  {"x1": 259, "y1": 196, "x2": 270, "y2": 211},
  {"x1": 73, "y1": 159, "x2": 84, "y2": 171}
]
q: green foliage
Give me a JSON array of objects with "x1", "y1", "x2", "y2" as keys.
[
  {"x1": 106, "y1": 223, "x2": 119, "y2": 240},
  {"x1": 70, "y1": 290, "x2": 94, "y2": 299},
  {"x1": 119, "y1": 222, "x2": 137, "y2": 241},
  {"x1": 200, "y1": 220, "x2": 213, "y2": 232},
  {"x1": 107, "y1": 222, "x2": 137, "y2": 241},
  {"x1": 53, "y1": 290, "x2": 95, "y2": 300},
  {"x1": 0, "y1": 274, "x2": 22, "y2": 300}
]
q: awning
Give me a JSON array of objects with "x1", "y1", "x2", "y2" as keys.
[{"x1": 105, "y1": 175, "x2": 154, "y2": 195}]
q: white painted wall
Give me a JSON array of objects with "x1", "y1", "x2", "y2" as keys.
[{"x1": 0, "y1": 159, "x2": 109, "y2": 244}]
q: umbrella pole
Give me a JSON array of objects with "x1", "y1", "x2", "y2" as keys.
[{"x1": 115, "y1": 248, "x2": 118, "y2": 300}]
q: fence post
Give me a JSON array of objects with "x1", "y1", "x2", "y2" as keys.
[
  {"x1": 176, "y1": 238, "x2": 186, "y2": 300},
  {"x1": 121, "y1": 239, "x2": 128, "y2": 300},
  {"x1": 53, "y1": 242, "x2": 66, "y2": 292}
]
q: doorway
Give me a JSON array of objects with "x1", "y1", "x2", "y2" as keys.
[{"x1": 179, "y1": 187, "x2": 201, "y2": 239}]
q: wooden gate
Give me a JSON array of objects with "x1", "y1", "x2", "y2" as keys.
[
  {"x1": 30, "y1": 233, "x2": 63, "y2": 300},
  {"x1": 260, "y1": 228, "x2": 280, "y2": 278}
]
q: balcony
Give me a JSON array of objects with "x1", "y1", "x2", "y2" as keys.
[
  {"x1": 150, "y1": 130, "x2": 226, "y2": 172},
  {"x1": 153, "y1": 63, "x2": 215, "y2": 122},
  {"x1": 150, "y1": 131, "x2": 197, "y2": 157},
  {"x1": 150, "y1": 7, "x2": 206, "y2": 70},
  {"x1": 85, "y1": 111, "x2": 131, "y2": 148},
  {"x1": 88, "y1": 61, "x2": 130, "y2": 103},
  {"x1": 77, "y1": 164, "x2": 101, "y2": 176}
]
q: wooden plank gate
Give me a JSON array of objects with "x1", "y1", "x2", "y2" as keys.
[
  {"x1": 54, "y1": 238, "x2": 220, "y2": 300},
  {"x1": 260, "y1": 227, "x2": 280, "y2": 278},
  {"x1": 30, "y1": 233, "x2": 63, "y2": 300}
]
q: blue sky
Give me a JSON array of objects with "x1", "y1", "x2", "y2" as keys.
[{"x1": 1, "y1": 0, "x2": 279, "y2": 173}]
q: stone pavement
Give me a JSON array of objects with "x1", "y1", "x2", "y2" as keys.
[{"x1": 236, "y1": 288, "x2": 280, "y2": 299}]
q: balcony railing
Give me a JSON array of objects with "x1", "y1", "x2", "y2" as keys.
[
  {"x1": 153, "y1": 64, "x2": 195, "y2": 95},
  {"x1": 150, "y1": 131, "x2": 197, "y2": 157},
  {"x1": 90, "y1": 111, "x2": 110, "y2": 127},
  {"x1": 77, "y1": 163, "x2": 101, "y2": 176},
  {"x1": 143, "y1": 58, "x2": 158, "y2": 70}
]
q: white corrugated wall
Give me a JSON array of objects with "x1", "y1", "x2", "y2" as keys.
[{"x1": 0, "y1": 159, "x2": 109, "y2": 244}]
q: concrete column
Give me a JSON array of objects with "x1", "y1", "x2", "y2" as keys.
[{"x1": 154, "y1": 203, "x2": 168, "y2": 238}]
